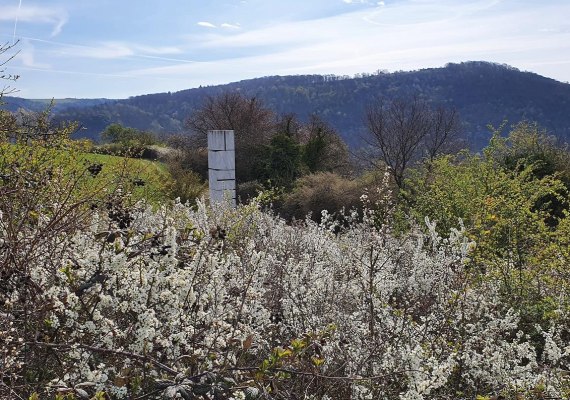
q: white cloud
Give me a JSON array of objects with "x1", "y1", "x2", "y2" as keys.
[
  {"x1": 75, "y1": 42, "x2": 188, "y2": 60},
  {"x1": 190, "y1": 19, "x2": 331, "y2": 50},
  {"x1": 343, "y1": 0, "x2": 374, "y2": 4},
  {"x1": 126, "y1": 0, "x2": 570, "y2": 87},
  {"x1": 0, "y1": 5, "x2": 68, "y2": 37},
  {"x1": 22, "y1": 37, "x2": 186, "y2": 62},
  {"x1": 132, "y1": 45, "x2": 183, "y2": 55},
  {"x1": 197, "y1": 21, "x2": 217, "y2": 28},
  {"x1": 18, "y1": 41, "x2": 50, "y2": 69},
  {"x1": 10, "y1": 0, "x2": 570, "y2": 97},
  {"x1": 221, "y1": 23, "x2": 241, "y2": 29},
  {"x1": 81, "y1": 43, "x2": 133, "y2": 59}
]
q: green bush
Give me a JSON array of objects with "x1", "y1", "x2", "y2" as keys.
[
  {"x1": 92, "y1": 142, "x2": 161, "y2": 160},
  {"x1": 237, "y1": 180, "x2": 265, "y2": 203},
  {"x1": 165, "y1": 162, "x2": 206, "y2": 205},
  {"x1": 258, "y1": 134, "x2": 303, "y2": 190},
  {"x1": 101, "y1": 123, "x2": 157, "y2": 146},
  {"x1": 402, "y1": 123, "x2": 570, "y2": 337}
]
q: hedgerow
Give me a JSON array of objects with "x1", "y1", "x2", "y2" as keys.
[{"x1": 2, "y1": 193, "x2": 570, "y2": 399}]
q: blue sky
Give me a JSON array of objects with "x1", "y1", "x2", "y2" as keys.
[{"x1": 1, "y1": 0, "x2": 569, "y2": 99}]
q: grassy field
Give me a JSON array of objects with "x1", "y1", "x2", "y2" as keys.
[
  {"x1": 81, "y1": 152, "x2": 173, "y2": 203},
  {"x1": 0, "y1": 140, "x2": 175, "y2": 205}
]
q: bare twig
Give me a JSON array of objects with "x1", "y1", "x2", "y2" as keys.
[{"x1": 26, "y1": 341, "x2": 178, "y2": 375}]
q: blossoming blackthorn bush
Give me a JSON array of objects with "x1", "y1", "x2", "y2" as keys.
[{"x1": 1, "y1": 192, "x2": 570, "y2": 399}]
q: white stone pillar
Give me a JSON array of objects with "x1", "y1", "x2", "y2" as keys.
[{"x1": 207, "y1": 130, "x2": 236, "y2": 207}]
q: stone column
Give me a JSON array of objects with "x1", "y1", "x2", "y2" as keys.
[{"x1": 207, "y1": 130, "x2": 236, "y2": 207}]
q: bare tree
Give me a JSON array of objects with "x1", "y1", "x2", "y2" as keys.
[
  {"x1": 0, "y1": 41, "x2": 20, "y2": 140},
  {"x1": 365, "y1": 96, "x2": 461, "y2": 188},
  {"x1": 275, "y1": 112, "x2": 302, "y2": 138},
  {"x1": 424, "y1": 106, "x2": 462, "y2": 160},
  {"x1": 186, "y1": 92, "x2": 274, "y2": 143},
  {"x1": 0, "y1": 41, "x2": 19, "y2": 99},
  {"x1": 186, "y1": 92, "x2": 275, "y2": 182}
]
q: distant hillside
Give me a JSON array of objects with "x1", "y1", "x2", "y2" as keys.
[
  {"x1": 1, "y1": 97, "x2": 112, "y2": 113},
  {"x1": 6, "y1": 62, "x2": 570, "y2": 149}
]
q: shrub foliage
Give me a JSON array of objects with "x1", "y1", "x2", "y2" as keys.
[
  {"x1": 1, "y1": 115, "x2": 570, "y2": 399},
  {"x1": 2, "y1": 195, "x2": 570, "y2": 399}
]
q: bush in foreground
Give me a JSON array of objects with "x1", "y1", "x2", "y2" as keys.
[{"x1": 1, "y1": 196, "x2": 570, "y2": 399}]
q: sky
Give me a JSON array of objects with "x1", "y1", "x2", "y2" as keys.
[{"x1": 1, "y1": 0, "x2": 569, "y2": 99}]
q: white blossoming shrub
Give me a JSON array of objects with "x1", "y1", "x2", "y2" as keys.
[{"x1": 1, "y1": 197, "x2": 570, "y2": 399}]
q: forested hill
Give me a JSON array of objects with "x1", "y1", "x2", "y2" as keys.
[
  {"x1": 1, "y1": 97, "x2": 110, "y2": 113},
  {"x1": 5, "y1": 61, "x2": 570, "y2": 149}
]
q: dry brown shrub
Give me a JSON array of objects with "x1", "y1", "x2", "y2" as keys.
[{"x1": 282, "y1": 172, "x2": 361, "y2": 222}]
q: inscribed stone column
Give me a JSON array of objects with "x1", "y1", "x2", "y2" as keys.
[{"x1": 207, "y1": 130, "x2": 236, "y2": 207}]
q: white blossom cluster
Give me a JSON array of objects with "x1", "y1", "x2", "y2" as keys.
[{"x1": 1, "y1": 198, "x2": 569, "y2": 399}]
